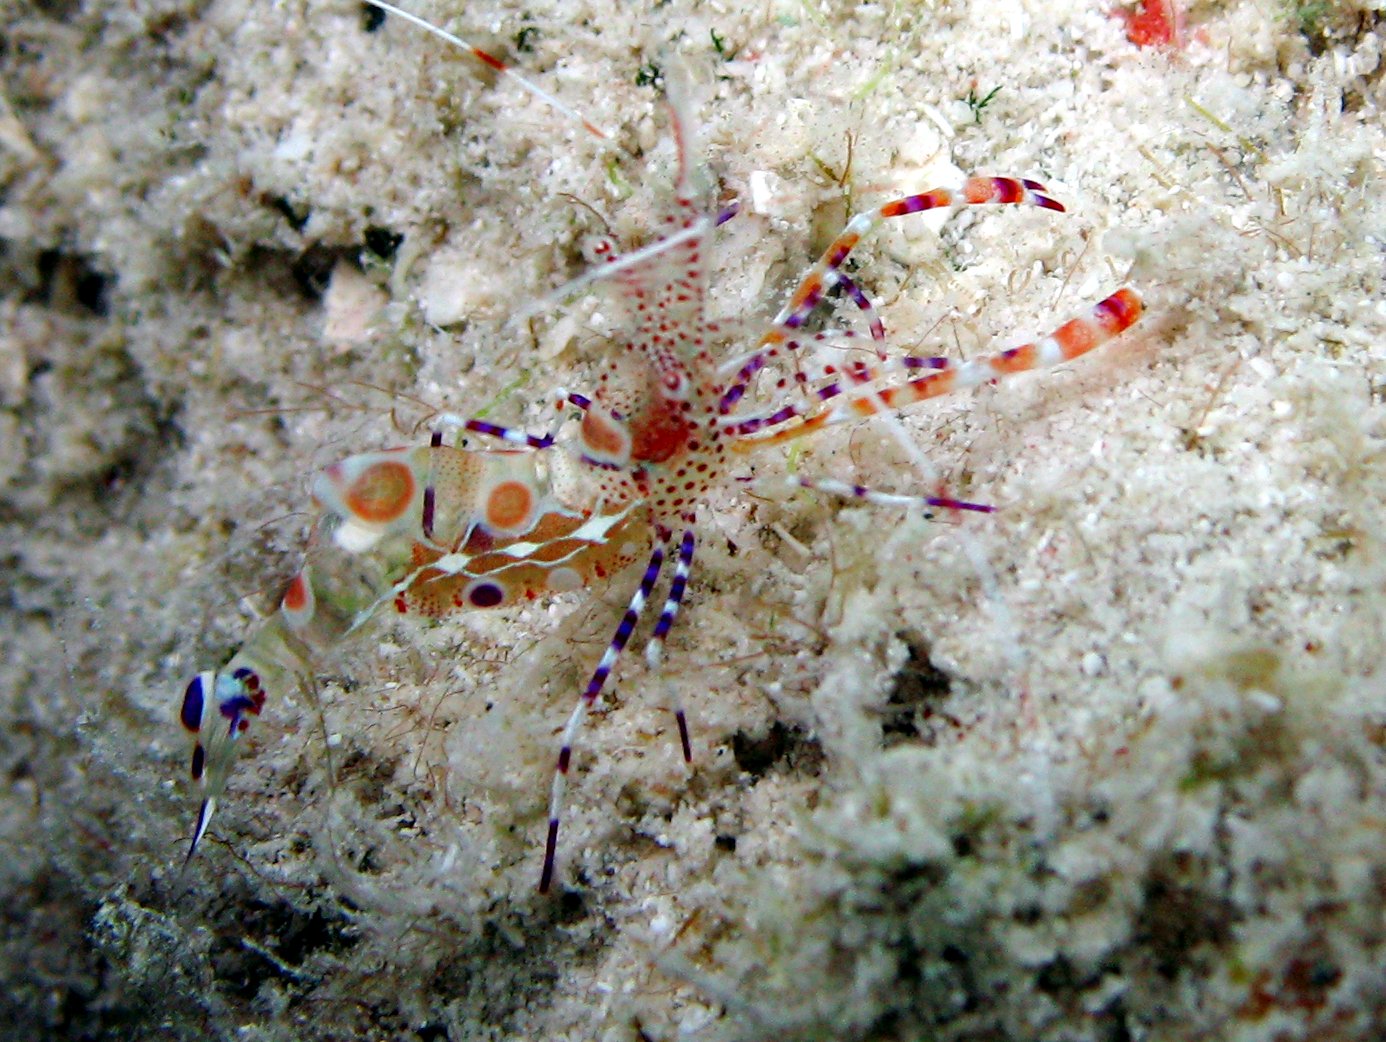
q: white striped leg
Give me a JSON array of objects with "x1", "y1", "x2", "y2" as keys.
[
  {"x1": 540, "y1": 542, "x2": 667, "y2": 893},
  {"x1": 735, "y1": 287, "x2": 1144, "y2": 448},
  {"x1": 643, "y1": 530, "x2": 696, "y2": 762},
  {"x1": 718, "y1": 177, "x2": 1064, "y2": 417},
  {"x1": 553, "y1": 388, "x2": 592, "y2": 415},
  {"x1": 768, "y1": 267, "x2": 886, "y2": 349},
  {"x1": 719, "y1": 351, "x2": 952, "y2": 436},
  {"x1": 771, "y1": 178, "x2": 1063, "y2": 336},
  {"x1": 833, "y1": 271, "x2": 886, "y2": 344},
  {"x1": 433, "y1": 411, "x2": 557, "y2": 450},
  {"x1": 791, "y1": 476, "x2": 994, "y2": 515},
  {"x1": 715, "y1": 281, "x2": 890, "y2": 417}
]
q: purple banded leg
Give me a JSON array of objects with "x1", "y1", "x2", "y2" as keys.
[
  {"x1": 434, "y1": 412, "x2": 557, "y2": 451},
  {"x1": 832, "y1": 271, "x2": 886, "y2": 344},
  {"x1": 798, "y1": 352, "x2": 952, "y2": 413},
  {"x1": 792, "y1": 476, "x2": 994, "y2": 515},
  {"x1": 719, "y1": 351, "x2": 950, "y2": 437},
  {"x1": 726, "y1": 279, "x2": 1136, "y2": 440},
  {"x1": 738, "y1": 287, "x2": 1146, "y2": 448},
  {"x1": 715, "y1": 326, "x2": 898, "y2": 421},
  {"x1": 643, "y1": 530, "x2": 696, "y2": 762},
  {"x1": 766, "y1": 176, "x2": 1064, "y2": 349},
  {"x1": 777, "y1": 272, "x2": 886, "y2": 406},
  {"x1": 558, "y1": 390, "x2": 592, "y2": 414},
  {"x1": 773, "y1": 268, "x2": 886, "y2": 344},
  {"x1": 714, "y1": 175, "x2": 1062, "y2": 422},
  {"x1": 713, "y1": 278, "x2": 886, "y2": 417},
  {"x1": 540, "y1": 543, "x2": 667, "y2": 893}
]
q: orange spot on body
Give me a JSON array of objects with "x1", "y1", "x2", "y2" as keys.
[
  {"x1": 345, "y1": 460, "x2": 416, "y2": 524},
  {"x1": 581, "y1": 409, "x2": 631, "y2": 463},
  {"x1": 486, "y1": 480, "x2": 536, "y2": 533},
  {"x1": 281, "y1": 572, "x2": 310, "y2": 613}
]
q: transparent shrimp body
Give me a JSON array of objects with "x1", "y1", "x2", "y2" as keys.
[
  {"x1": 179, "y1": 441, "x2": 649, "y2": 859},
  {"x1": 178, "y1": 6, "x2": 1146, "y2": 890}
]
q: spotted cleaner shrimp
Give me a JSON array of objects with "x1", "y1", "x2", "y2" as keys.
[{"x1": 179, "y1": 2, "x2": 1144, "y2": 893}]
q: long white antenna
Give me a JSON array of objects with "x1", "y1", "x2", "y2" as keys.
[{"x1": 362, "y1": 0, "x2": 619, "y2": 144}]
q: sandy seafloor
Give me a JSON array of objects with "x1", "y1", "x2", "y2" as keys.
[{"x1": 2, "y1": 0, "x2": 1385, "y2": 1038}]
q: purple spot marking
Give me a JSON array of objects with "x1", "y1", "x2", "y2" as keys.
[
  {"x1": 219, "y1": 694, "x2": 257, "y2": 721},
  {"x1": 190, "y1": 743, "x2": 205, "y2": 781},
  {"x1": 422, "y1": 482, "x2": 436, "y2": 540},
  {"x1": 180, "y1": 677, "x2": 204, "y2": 732},
  {"x1": 467, "y1": 582, "x2": 504, "y2": 608}
]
